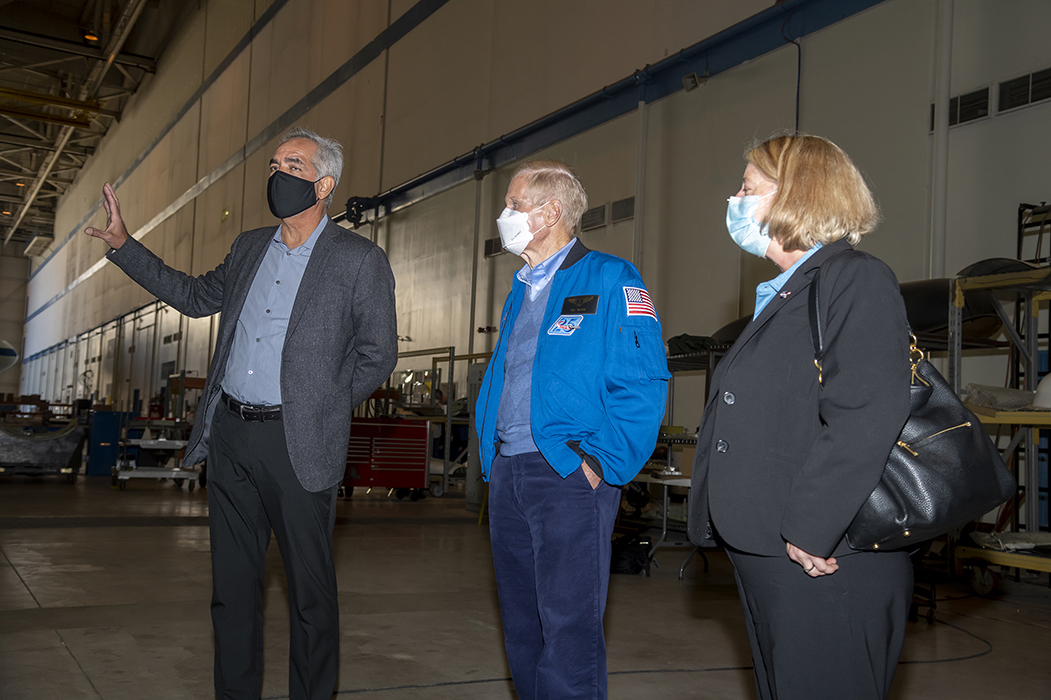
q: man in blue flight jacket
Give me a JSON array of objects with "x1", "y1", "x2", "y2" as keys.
[{"x1": 476, "y1": 160, "x2": 670, "y2": 699}]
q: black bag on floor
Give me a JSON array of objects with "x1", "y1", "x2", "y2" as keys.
[{"x1": 611, "y1": 534, "x2": 651, "y2": 575}]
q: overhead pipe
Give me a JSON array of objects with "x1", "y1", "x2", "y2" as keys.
[
  {"x1": 930, "y1": 0, "x2": 953, "y2": 279},
  {"x1": 467, "y1": 149, "x2": 485, "y2": 356},
  {"x1": 633, "y1": 74, "x2": 649, "y2": 269}
]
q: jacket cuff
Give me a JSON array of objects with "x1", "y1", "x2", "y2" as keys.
[
  {"x1": 567, "y1": 440, "x2": 603, "y2": 480},
  {"x1": 106, "y1": 237, "x2": 136, "y2": 264}
]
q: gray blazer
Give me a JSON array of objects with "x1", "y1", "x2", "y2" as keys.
[{"x1": 107, "y1": 218, "x2": 398, "y2": 492}]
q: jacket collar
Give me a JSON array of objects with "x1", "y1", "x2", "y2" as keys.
[
  {"x1": 559, "y1": 238, "x2": 591, "y2": 270},
  {"x1": 511, "y1": 238, "x2": 592, "y2": 294},
  {"x1": 716, "y1": 239, "x2": 852, "y2": 374}
]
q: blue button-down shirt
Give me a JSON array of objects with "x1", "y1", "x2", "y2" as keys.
[
  {"x1": 221, "y1": 216, "x2": 328, "y2": 405},
  {"x1": 516, "y1": 237, "x2": 578, "y2": 300},
  {"x1": 753, "y1": 243, "x2": 823, "y2": 319}
]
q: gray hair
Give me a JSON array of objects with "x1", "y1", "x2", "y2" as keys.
[
  {"x1": 280, "y1": 127, "x2": 343, "y2": 210},
  {"x1": 511, "y1": 160, "x2": 588, "y2": 234}
]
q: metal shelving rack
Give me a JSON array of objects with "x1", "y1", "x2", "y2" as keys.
[{"x1": 947, "y1": 202, "x2": 1051, "y2": 536}]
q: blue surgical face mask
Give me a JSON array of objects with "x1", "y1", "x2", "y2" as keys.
[{"x1": 725, "y1": 191, "x2": 777, "y2": 258}]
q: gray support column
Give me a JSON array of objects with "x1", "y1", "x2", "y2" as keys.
[{"x1": 929, "y1": 0, "x2": 953, "y2": 279}]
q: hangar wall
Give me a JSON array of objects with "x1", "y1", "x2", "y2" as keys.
[
  {"x1": 19, "y1": 0, "x2": 1051, "y2": 433},
  {"x1": 0, "y1": 251, "x2": 27, "y2": 397}
]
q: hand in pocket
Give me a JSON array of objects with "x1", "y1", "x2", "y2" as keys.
[{"x1": 580, "y1": 461, "x2": 601, "y2": 490}]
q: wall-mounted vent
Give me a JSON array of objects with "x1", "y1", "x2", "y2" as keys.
[
  {"x1": 930, "y1": 87, "x2": 989, "y2": 130},
  {"x1": 611, "y1": 197, "x2": 635, "y2": 223},
  {"x1": 580, "y1": 204, "x2": 607, "y2": 231},
  {"x1": 957, "y1": 88, "x2": 988, "y2": 124},
  {"x1": 484, "y1": 237, "x2": 505, "y2": 258},
  {"x1": 1000, "y1": 75, "x2": 1031, "y2": 112},
  {"x1": 1033, "y1": 67, "x2": 1051, "y2": 103},
  {"x1": 999, "y1": 66, "x2": 1051, "y2": 113}
]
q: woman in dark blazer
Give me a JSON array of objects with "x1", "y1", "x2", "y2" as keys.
[{"x1": 689, "y1": 135, "x2": 913, "y2": 700}]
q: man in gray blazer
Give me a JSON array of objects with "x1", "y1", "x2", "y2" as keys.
[{"x1": 85, "y1": 127, "x2": 398, "y2": 700}]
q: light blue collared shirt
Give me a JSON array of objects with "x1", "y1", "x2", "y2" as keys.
[
  {"x1": 516, "y1": 237, "x2": 578, "y2": 301},
  {"x1": 753, "y1": 243, "x2": 823, "y2": 319},
  {"x1": 222, "y1": 216, "x2": 328, "y2": 405}
]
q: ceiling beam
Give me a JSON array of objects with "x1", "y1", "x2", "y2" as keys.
[
  {"x1": 0, "y1": 86, "x2": 103, "y2": 114},
  {"x1": 0, "y1": 133, "x2": 93, "y2": 156},
  {"x1": 0, "y1": 56, "x2": 82, "y2": 75},
  {"x1": 0, "y1": 114, "x2": 48, "y2": 140},
  {"x1": 0, "y1": 171, "x2": 72, "y2": 185},
  {"x1": 0, "y1": 105, "x2": 93, "y2": 129},
  {"x1": 0, "y1": 155, "x2": 32, "y2": 172},
  {"x1": 3, "y1": 0, "x2": 150, "y2": 247},
  {"x1": 0, "y1": 27, "x2": 156, "y2": 72}
]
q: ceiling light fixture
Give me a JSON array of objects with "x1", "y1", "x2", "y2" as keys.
[
  {"x1": 83, "y1": 29, "x2": 99, "y2": 42},
  {"x1": 16, "y1": 182, "x2": 25, "y2": 187}
]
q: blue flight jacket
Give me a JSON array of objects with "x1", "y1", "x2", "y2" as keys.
[{"x1": 476, "y1": 241, "x2": 671, "y2": 486}]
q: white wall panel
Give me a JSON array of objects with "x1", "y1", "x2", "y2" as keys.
[
  {"x1": 945, "y1": 102, "x2": 1051, "y2": 276},
  {"x1": 383, "y1": 0, "x2": 495, "y2": 189},
  {"x1": 382, "y1": 0, "x2": 770, "y2": 189},
  {"x1": 639, "y1": 47, "x2": 796, "y2": 432},
  {"x1": 385, "y1": 180, "x2": 477, "y2": 365},
  {"x1": 951, "y1": 0, "x2": 1051, "y2": 95},
  {"x1": 798, "y1": 0, "x2": 934, "y2": 283},
  {"x1": 0, "y1": 253, "x2": 27, "y2": 396}
]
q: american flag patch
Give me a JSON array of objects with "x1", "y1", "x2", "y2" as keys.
[{"x1": 623, "y1": 286, "x2": 657, "y2": 320}]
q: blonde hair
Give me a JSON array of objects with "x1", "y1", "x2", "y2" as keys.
[
  {"x1": 746, "y1": 134, "x2": 880, "y2": 251},
  {"x1": 511, "y1": 160, "x2": 588, "y2": 234}
]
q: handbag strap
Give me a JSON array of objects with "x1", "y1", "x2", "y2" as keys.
[
  {"x1": 808, "y1": 273, "x2": 824, "y2": 385},
  {"x1": 807, "y1": 266, "x2": 923, "y2": 388}
]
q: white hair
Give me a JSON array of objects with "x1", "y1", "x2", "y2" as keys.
[{"x1": 281, "y1": 127, "x2": 343, "y2": 209}]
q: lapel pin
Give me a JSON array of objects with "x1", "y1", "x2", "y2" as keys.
[{"x1": 779, "y1": 291, "x2": 792, "y2": 299}]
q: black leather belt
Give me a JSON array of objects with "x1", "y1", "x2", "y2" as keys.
[{"x1": 221, "y1": 391, "x2": 282, "y2": 422}]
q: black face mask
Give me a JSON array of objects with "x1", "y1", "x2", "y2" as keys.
[{"x1": 267, "y1": 170, "x2": 320, "y2": 219}]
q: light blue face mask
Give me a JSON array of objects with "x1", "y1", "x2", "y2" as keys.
[{"x1": 725, "y1": 191, "x2": 777, "y2": 258}]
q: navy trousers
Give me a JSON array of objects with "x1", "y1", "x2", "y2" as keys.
[
  {"x1": 727, "y1": 547, "x2": 913, "y2": 700},
  {"x1": 488, "y1": 451, "x2": 622, "y2": 700},
  {"x1": 207, "y1": 400, "x2": 340, "y2": 700}
]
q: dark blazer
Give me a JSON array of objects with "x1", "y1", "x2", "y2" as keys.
[
  {"x1": 107, "y1": 218, "x2": 398, "y2": 492},
  {"x1": 688, "y1": 239, "x2": 911, "y2": 558}
]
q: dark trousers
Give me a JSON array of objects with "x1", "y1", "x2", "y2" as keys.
[
  {"x1": 488, "y1": 451, "x2": 622, "y2": 700},
  {"x1": 207, "y1": 400, "x2": 339, "y2": 700},
  {"x1": 726, "y1": 547, "x2": 913, "y2": 700}
]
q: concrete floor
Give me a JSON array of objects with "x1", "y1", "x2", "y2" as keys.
[{"x1": 1, "y1": 476, "x2": 1049, "y2": 700}]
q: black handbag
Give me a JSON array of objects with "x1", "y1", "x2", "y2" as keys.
[{"x1": 808, "y1": 274, "x2": 1016, "y2": 551}]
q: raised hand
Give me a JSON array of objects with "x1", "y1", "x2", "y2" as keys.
[{"x1": 84, "y1": 182, "x2": 129, "y2": 249}]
